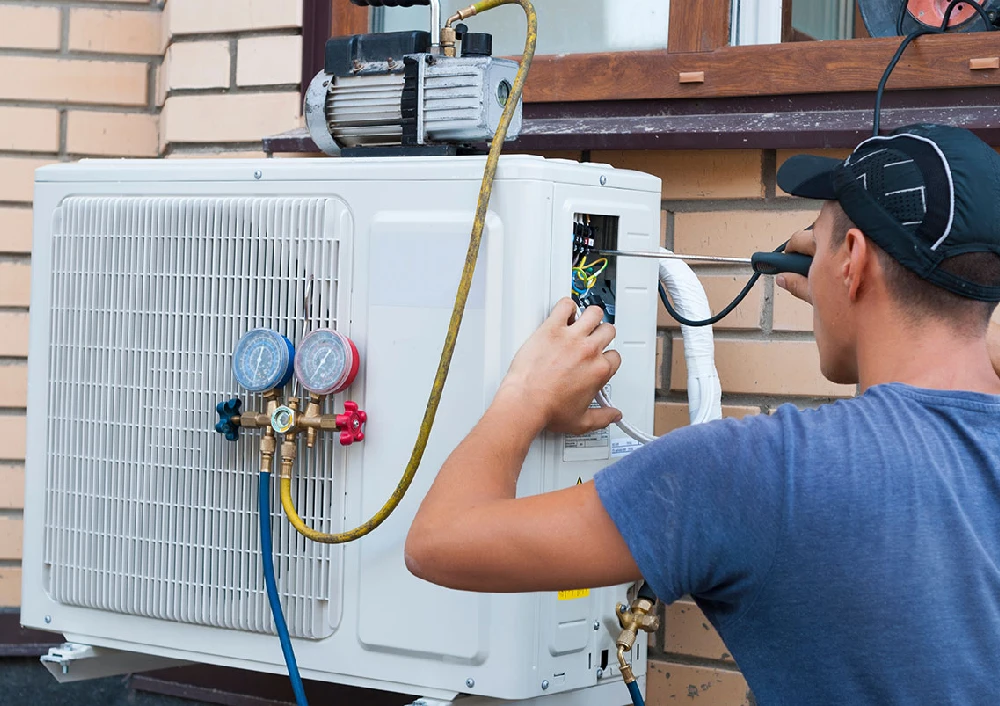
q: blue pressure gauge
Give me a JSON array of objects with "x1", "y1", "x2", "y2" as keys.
[
  {"x1": 294, "y1": 329, "x2": 360, "y2": 396},
  {"x1": 232, "y1": 328, "x2": 296, "y2": 392}
]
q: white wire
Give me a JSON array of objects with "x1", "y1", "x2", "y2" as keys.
[{"x1": 582, "y1": 247, "x2": 724, "y2": 445}]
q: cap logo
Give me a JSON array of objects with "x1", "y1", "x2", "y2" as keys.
[{"x1": 855, "y1": 133, "x2": 955, "y2": 250}]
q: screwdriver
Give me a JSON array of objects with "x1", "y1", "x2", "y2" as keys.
[{"x1": 595, "y1": 250, "x2": 812, "y2": 277}]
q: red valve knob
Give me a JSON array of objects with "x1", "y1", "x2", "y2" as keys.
[{"x1": 335, "y1": 401, "x2": 367, "y2": 446}]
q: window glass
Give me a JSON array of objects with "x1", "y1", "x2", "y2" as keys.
[
  {"x1": 374, "y1": 0, "x2": 670, "y2": 56},
  {"x1": 792, "y1": 0, "x2": 855, "y2": 40},
  {"x1": 732, "y1": 0, "x2": 856, "y2": 45}
]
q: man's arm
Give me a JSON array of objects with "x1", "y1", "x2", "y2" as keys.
[
  {"x1": 776, "y1": 228, "x2": 1000, "y2": 378},
  {"x1": 405, "y1": 299, "x2": 642, "y2": 593}
]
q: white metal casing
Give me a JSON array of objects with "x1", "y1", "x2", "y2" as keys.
[{"x1": 22, "y1": 155, "x2": 661, "y2": 703}]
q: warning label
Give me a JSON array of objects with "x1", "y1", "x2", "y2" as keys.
[{"x1": 558, "y1": 589, "x2": 590, "y2": 601}]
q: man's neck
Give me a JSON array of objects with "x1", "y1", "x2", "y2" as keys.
[{"x1": 856, "y1": 311, "x2": 1000, "y2": 395}]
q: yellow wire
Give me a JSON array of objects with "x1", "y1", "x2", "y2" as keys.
[{"x1": 281, "y1": 0, "x2": 538, "y2": 544}]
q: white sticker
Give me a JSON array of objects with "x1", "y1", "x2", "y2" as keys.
[
  {"x1": 563, "y1": 427, "x2": 611, "y2": 461},
  {"x1": 611, "y1": 438, "x2": 643, "y2": 458}
]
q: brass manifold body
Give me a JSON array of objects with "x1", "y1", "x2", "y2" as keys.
[
  {"x1": 615, "y1": 593, "x2": 661, "y2": 685},
  {"x1": 227, "y1": 391, "x2": 367, "y2": 479}
]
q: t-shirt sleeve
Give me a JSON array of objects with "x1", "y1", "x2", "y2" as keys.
[{"x1": 594, "y1": 409, "x2": 789, "y2": 619}]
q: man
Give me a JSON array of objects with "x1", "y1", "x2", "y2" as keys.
[{"x1": 405, "y1": 124, "x2": 1000, "y2": 704}]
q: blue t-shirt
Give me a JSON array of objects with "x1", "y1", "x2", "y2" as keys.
[{"x1": 595, "y1": 383, "x2": 1000, "y2": 705}]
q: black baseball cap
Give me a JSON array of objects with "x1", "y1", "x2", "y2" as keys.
[{"x1": 777, "y1": 124, "x2": 1000, "y2": 302}]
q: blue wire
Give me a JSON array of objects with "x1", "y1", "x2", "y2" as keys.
[
  {"x1": 626, "y1": 679, "x2": 645, "y2": 706},
  {"x1": 260, "y1": 471, "x2": 310, "y2": 706}
]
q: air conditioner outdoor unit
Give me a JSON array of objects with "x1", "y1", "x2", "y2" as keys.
[{"x1": 21, "y1": 155, "x2": 661, "y2": 705}]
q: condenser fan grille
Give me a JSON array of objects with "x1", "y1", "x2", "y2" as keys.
[{"x1": 43, "y1": 196, "x2": 349, "y2": 639}]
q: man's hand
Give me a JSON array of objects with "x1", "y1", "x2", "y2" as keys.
[
  {"x1": 775, "y1": 226, "x2": 816, "y2": 304},
  {"x1": 499, "y1": 298, "x2": 623, "y2": 435},
  {"x1": 404, "y1": 298, "x2": 640, "y2": 593}
]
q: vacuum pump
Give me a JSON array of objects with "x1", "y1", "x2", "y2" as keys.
[{"x1": 305, "y1": 0, "x2": 523, "y2": 156}]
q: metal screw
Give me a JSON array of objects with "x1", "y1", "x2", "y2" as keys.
[
  {"x1": 600, "y1": 175, "x2": 608, "y2": 186},
  {"x1": 253, "y1": 170, "x2": 263, "y2": 180},
  {"x1": 596, "y1": 668, "x2": 604, "y2": 680},
  {"x1": 593, "y1": 620, "x2": 601, "y2": 630},
  {"x1": 465, "y1": 678, "x2": 475, "y2": 689},
  {"x1": 44, "y1": 615, "x2": 51, "y2": 624},
  {"x1": 541, "y1": 680, "x2": 550, "y2": 691}
]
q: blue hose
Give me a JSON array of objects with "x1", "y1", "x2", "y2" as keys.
[
  {"x1": 260, "y1": 471, "x2": 310, "y2": 706},
  {"x1": 626, "y1": 679, "x2": 645, "y2": 706}
]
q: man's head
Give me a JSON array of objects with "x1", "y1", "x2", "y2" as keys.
[{"x1": 778, "y1": 124, "x2": 1000, "y2": 384}]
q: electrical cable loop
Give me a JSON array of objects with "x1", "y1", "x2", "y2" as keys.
[
  {"x1": 281, "y1": 0, "x2": 538, "y2": 544},
  {"x1": 878, "y1": 0, "x2": 994, "y2": 135}
]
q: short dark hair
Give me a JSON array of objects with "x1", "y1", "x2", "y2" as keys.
[{"x1": 829, "y1": 202, "x2": 1000, "y2": 330}]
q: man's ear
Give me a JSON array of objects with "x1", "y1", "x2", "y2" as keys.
[{"x1": 843, "y1": 228, "x2": 870, "y2": 303}]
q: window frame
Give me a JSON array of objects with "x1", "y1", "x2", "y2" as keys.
[{"x1": 290, "y1": 0, "x2": 1000, "y2": 152}]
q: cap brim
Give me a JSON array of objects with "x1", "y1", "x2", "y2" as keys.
[{"x1": 776, "y1": 155, "x2": 841, "y2": 199}]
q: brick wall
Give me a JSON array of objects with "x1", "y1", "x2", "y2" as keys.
[
  {"x1": 160, "y1": 0, "x2": 304, "y2": 157},
  {"x1": 0, "y1": 0, "x2": 164, "y2": 610}
]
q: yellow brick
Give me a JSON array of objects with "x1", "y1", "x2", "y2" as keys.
[
  {"x1": 0, "y1": 262, "x2": 31, "y2": 307},
  {"x1": 0, "y1": 158, "x2": 58, "y2": 204},
  {"x1": 776, "y1": 149, "x2": 852, "y2": 198},
  {"x1": 67, "y1": 112, "x2": 159, "y2": 157},
  {"x1": 0, "y1": 107, "x2": 59, "y2": 154},
  {"x1": 673, "y1": 209, "x2": 820, "y2": 259},
  {"x1": 665, "y1": 599, "x2": 735, "y2": 662},
  {"x1": 647, "y1": 659, "x2": 751, "y2": 705},
  {"x1": 672, "y1": 340, "x2": 855, "y2": 398},
  {"x1": 0, "y1": 365, "x2": 27, "y2": 409},
  {"x1": 0, "y1": 416, "x2": 26, "y2": 462},
  {"x1": 658, "y1": 273, "x2": 762, "y2": 331},
  {"x1": 69, "y1": 8, "x2": 162, "y2": 55},
  {"x1": 0, "y1": 314, "x2": 29, "y2": 358},
  {"x1": 163, "y1": 92, "x2": 302, "y2": 144},
  {"x1": 773, "y1": 285, "x2": 815, "y2": 332},
  {"x1": 0, "y1": 518, "x2": 22, "y2": 560},
  {"x1": 0, "y1": 567, "x2": 21, "y2": 607},
  {"x1": 169, "y1": 0, "x2": 302, "y2": 35},
  {"x1": 167, "y1": 40, "x2": 231, "y2": 90},
  {"x1": 0, "y1": 5, "x2": 61, "y2": 51},
  {"x1": 592, "y1": 150, "x2": 764, "y2": 200},
  {"x1": 0, "y1": 466, "x2": 24, "y2": 509},
  {"x1": 0, "y1": 56, "x2": 147, "y2": 107},
  {"x1": 654, "y1": 403, "x2": 762, "y2": 436},
  {"x1": 0, "y1": 208, "x2": 33, "y2": 254},
  {"x1": 237, "y1": 35, "x2": 302, "y2": 87}
]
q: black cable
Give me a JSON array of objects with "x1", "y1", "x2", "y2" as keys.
[
  {"x1": 659, "y1": 274, "x2": 760, "y2": 328},
  {"x1": 879, "y1": 0, "x2": 993, "y2": 135},
  {"x1": 658, "y1": 244, "x2": 791, "y2": 328}
]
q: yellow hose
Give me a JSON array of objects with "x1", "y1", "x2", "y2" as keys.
[{"x1": 282, "y1": 0, "x2": 538, "y2": 544}]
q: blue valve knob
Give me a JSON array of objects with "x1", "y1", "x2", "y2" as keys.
[{"x1": 215, "y1": 398, "x2": 243, "y2": 441}]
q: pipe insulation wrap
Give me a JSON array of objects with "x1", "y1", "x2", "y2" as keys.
[
  {"x1": 599, "y1": 248, "x2": 722, "y2": 443},
  {"x1": 657, "y1": 249, "x2": 723, "y2": 426}
]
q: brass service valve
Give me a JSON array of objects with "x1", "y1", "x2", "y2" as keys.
[{"x1": 615, "y1": 594, "x2": 660, "y2": 685}]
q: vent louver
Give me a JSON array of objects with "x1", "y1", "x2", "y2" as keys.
[{"x1": 43, "y1": 197, "x2": 349, "y2": 639}]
